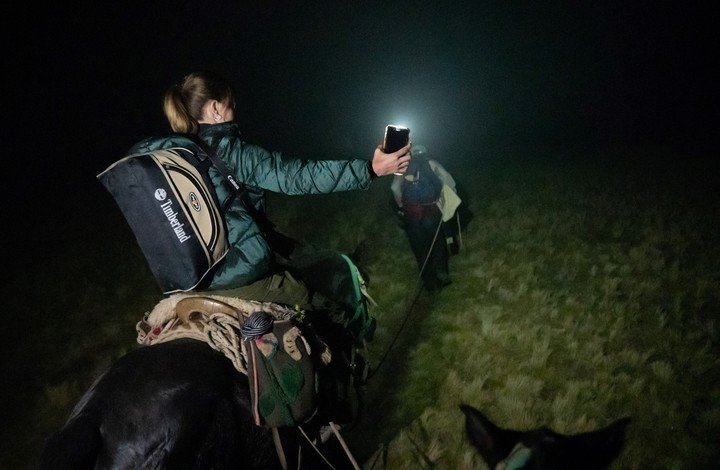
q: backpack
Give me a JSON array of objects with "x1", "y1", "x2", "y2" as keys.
[
  {"x1": 98, "y1": 147, "x2": 228, "y2": 293},
  {"x1": 401, "y1": 157, "x2": 442, "y2": 206}
]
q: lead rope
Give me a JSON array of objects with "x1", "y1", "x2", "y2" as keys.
[
  {"x1": 297, "y1": 423, "x2": 361, "y2": 470},
  {"x1": 271, "y1": 428, "x2": 288, "y2": 470},
  {"x1": 366, "y1": 214, "x2": 444, "y2": 381},
  {"x1": 455, "y1": 211, "x2": 463, "y2": 251},
  {"x1": 329, "y1": 422, "x2": 361, "y2": 469}
]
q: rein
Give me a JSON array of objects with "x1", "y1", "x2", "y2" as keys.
[
  {"x1": 272, "y1": 423, "x2": 361, "y2": 470},
  {"x1": 270, "y1": 212, "x2": 459, "y2": 467},
  {"x1": 366, "y1": 214, "x2": 444, "y2": 381}
]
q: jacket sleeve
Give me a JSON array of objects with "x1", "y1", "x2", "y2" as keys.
[{"x1": 221, "y1": 140, "x2": 374, "y2": 195}]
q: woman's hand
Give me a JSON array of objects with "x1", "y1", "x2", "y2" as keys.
[{"x1": 372, "y1": 143, "x2": 412, "y2": 176}]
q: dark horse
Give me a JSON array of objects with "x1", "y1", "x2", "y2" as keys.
[{"x1": 39, "y1": 250, "x2": 369, "y2": 469}]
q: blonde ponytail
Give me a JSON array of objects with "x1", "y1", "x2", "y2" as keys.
[
  {"x1": 162, "y1": 71, "x2": 235, "y2": 135},
  {"x1": 163, "y1": 85, "x2": 198, "y2": 134}
]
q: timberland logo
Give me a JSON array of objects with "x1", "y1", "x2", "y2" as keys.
[
  {"x1": 154, "y1": 188, "x2": 167, "y2": 201},
  {"x1": 159, "y1": 200, "x2": 191, "y2": 243},
  {"x1": 189, "y1": 192, "x2": 201, "y2": 212}
]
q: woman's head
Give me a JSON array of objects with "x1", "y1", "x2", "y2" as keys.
[{"x1": 163, "y1": 70, "x2": 236, "y2": 134}]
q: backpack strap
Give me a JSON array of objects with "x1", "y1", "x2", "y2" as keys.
[
  {"x1": 186, "y1": 135, "x2": 249, "y2": 204},
  {"x1": 184, "y1": 134, "x2": 298, "y2": 259}
]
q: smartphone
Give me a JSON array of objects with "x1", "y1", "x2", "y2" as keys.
[
  {"x1": 383, "y1": 125, "x2": 410, "y2": 154},
  {"x1": 383, "y1": 125, "x2": 410, "y2": 175}
]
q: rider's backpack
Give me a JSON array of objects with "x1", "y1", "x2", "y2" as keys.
[
  {"x1": 401, "y1": 156, "x2": 442, "y2": 206},
  {"x1": 98, "y1": 147, "x2": 228, "y2": 294}
]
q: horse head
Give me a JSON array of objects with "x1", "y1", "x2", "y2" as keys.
[{"x1": 460, "y1": 404, "x2": 631, "y2": 470}]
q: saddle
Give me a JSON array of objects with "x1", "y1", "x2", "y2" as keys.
[{"x1": 136, "y1": 294, "x2": 329, "y2": 427}]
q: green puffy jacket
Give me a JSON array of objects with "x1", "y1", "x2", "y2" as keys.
[{"x1": 128, "y1": 122, "x2": 375, "y2": 289}]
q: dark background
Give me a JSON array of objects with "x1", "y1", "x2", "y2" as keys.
[{"x1": 6, "y1": 1, "x2": 717, "y2": 270}]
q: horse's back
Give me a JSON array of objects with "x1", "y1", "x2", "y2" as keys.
[{"x1": 39, "y1": 339, "x2": 278, "y2": 469}]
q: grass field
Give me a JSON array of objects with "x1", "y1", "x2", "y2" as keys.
[{"x1": 3, "y1": 147, "x2": 718, "y2": 468}]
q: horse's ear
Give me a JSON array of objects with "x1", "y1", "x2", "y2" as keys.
[{"x1": 459, "y1": 404, "x2": 520, "y2": 467}]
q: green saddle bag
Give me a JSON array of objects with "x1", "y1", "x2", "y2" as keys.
[{"x1": 243, "y1": 313, "x2": 318, "y2": 427}]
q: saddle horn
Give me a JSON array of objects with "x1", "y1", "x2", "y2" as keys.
[{"x1": 175, "y1": 296, "x2": 243, "y2": 324}]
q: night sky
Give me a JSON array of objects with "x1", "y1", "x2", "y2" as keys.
[{"x1": 8, "y1": 1, "x2": 717, "y2": 259}]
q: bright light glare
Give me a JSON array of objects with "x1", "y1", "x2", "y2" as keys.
[
  {"x1": 387, "y1": 117, "x2": 412, "y2": 131},
  {"x1": 386, "y1": 117, "x2": 421, "y2": 143}
]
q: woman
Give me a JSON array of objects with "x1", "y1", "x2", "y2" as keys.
[
  {"x1": 390, "y1": 146, "x2": 460, "y2": 291},
  {"x1": 129, "y1": 70, "x2": 411, "y2": 306}
]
